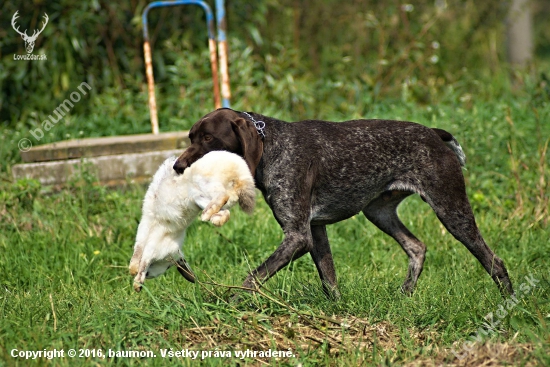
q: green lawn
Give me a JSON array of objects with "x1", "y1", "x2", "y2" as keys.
[{"x1": 1, "y1": 92, "x2": 549, "y2": 366}]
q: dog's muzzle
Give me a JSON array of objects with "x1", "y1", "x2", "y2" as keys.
[{"x1": 173, "y1": 159, "x2": 188, "y2": 175}]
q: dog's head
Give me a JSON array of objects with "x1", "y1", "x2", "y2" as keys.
[{"x1": 173, "y1": 108, "x2": 263, "y2": 176}]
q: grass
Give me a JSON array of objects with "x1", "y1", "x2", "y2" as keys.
[{"x1": 1, "y1": 82, "x2": 549, "y2": 366}]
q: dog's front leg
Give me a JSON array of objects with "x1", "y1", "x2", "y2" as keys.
[
  {"x1": 240, "y1": 158, "x2": 318, "y2": 293},
  {"x1": 242, "y1": 185, "x2": 314, "y2": 290},
  {"x1": 242, "y1": 229, "x2": 312, "y2": 290}
]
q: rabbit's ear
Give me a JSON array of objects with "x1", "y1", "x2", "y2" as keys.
[
  {"x1": 133, "y1": 265, "x2": 149, "y2": 292},
  {"x1": 129, "y1": 250, "x2": 142, "y2": 276},
  {"x1": 129, "y1": 219, "x2": 149, "y2": 276},
  {"x1": 176, "y1": 259, "x2": 196, "y2": 283}
]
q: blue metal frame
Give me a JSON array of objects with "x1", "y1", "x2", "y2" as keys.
[
  {"x1": 142, "y1": 0, "x2": 226, "y2": 128},
  {"x1": 142, "y1": 0, "x2": 216, "y2": 42},
  {"x1": 214, "y1": 0, "x2": 231, "y2": 108}
]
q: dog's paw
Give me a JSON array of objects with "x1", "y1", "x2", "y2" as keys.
[{"x1": 210, "y1": 210, "x2": 230, "y2": 227}]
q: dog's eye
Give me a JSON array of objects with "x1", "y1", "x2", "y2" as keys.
[{"x1": 203, "y1": 135, "x2": 213, "y2": 142}]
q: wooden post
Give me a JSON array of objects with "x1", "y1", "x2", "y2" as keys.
[
  {"x1": 506, "y1": 0, "x2": 533, "y2": 67},
  {"x1": 143, "y1": 40, "x2": 159, "y2": 135}
]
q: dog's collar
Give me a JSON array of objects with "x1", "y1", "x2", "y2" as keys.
[{"x1": 242, "y1": 112, "x2": 266, "y2": 138}]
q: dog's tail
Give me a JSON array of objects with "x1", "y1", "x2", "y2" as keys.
[
  {"x1": 432, "y1": 128, "x2": 467, "y2": 167},
  {"x1": 237, "y1": 179, "x2": 256, "y2": 214}
]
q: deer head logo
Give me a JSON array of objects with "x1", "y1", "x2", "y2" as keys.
[{"x1": 11, "y1": 11, "x2": 49, "y2": 54}]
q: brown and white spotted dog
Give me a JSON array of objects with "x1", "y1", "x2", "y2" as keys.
[{"x1": 173, "y1": 108, "x2": 513, "y2": 299}]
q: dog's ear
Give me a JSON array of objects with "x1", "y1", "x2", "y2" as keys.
[{"x1": 230, "y1": 117, "x2": 263, "y2": 176}]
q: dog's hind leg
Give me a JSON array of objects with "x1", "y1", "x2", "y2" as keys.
[
  {"x1": 363, "y1": 190, "x2": 426, "y2": 295},
  {"x1": 311, "y1": 225, "x2": 341, "y2": 299},
  {"x1": 421, "y1": 170, "x2": 514, "y2": 296}
]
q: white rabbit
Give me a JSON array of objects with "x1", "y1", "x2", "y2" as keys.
[{"x1": 129, "y1": 151, "x2": 255, "y2": 292}]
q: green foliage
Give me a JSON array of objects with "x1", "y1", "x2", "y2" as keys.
[
  {"x1": 1, "y1": 0, "x2": 550, "y2": 364},
  {"x1": 1, "y1": 89, "x2": 549, "y2": 365},
  {"x1": 2, "y1": 0, "x2": 550, "y2": 127},
  {"x1": 13, "y1": 178, "x2": 41, "y2": 211}
]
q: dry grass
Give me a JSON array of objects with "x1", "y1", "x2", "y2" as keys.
[
  {"x1": 158, "y1": 312, "x2": 537, "y2": 366},
  {"x1": 408, "y1": 342, "x2": 536, "y2": 367}
]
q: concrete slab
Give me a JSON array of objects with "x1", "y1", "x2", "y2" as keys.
[
  {"x1": 12, "y1": 150, "x2": 184, "y2": 187},
  {"x1": 21, "y1": 131, "x2": 189, "y2": 163}
]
